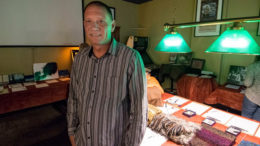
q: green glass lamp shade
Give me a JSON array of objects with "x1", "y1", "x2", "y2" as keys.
[
  {"x1": 154, "y1": 33, "x2": 192, "y2": 53},
  {"x1": 205, "y1": 29, "x2": 260, "y2": 55}
]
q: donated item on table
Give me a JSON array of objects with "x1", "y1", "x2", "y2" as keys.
[
  {"x1": 148, "y1": 104, "x2": 162, "y2": 125},
  {"x1": 148, "y1": 113, "x2": 201, "y2": 145},
  {"x1": 147, "y1": 72, "x2": 164, "y2": 106},
  {"x1": 191, "y1": 124, "x2": 236, "y2": 146},
  {"x1": 33, "y1": 62, "x2": 59, "y2": 81}
]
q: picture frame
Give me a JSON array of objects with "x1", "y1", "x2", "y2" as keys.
[
  {"x1": 110, "y1": 7, "x2": 115, "y2": 20},
  {"x1": 195, "y1": 0, "x2": 223, "y2": 36},
  {"x1": 227, "y1": 65, "x2": 247, "y2": 86},
  {"x1": 190, "y1": 58, "x2": 205, "y2": 70},
  {"x1": 169, "y1": 52, "x2": 192, "y2": 65}
]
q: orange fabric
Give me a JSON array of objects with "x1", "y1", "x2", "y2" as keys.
[
  {"x1": 147, "y1": 87, "x2": 163, "y2": 106},
  {"x1": 205, "y1": 86, "x2": 244, "y2": 111},
  {"x1": 160, "y1": 93, "x2": 260, "y2": 146},
  {"x1": 147, "y1": 74, "x2": 164, "y2": 94},
  {"x1": 177, "y1": 75, "x2": 217, "y2": 103},
  {"x1": 146, "y1": 74, "x2": 164, "y2": 106}
]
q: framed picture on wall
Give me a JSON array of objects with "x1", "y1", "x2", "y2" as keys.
[
  {"x1": 110, "y1": 7, "x2": 115, "y2": 20},
  {"x1": 195, "y1": 0, "x2": 223, "y2": 36}
]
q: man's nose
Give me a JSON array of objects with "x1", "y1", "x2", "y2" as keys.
[{"x1": 93, "y1": 21, "x2": 99, "y2": 28}]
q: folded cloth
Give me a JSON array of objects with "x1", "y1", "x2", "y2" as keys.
[
  {"x1": 149, "y1": 113, "x2": 201, "y2": 145},
  {"x1": 148, "y1": 104, "x2": 162, "y2": 125},
  {"x1": 189, "y1": 124, "x2": 236, "y2": 146}
]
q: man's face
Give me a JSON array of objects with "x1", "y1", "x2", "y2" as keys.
[{"x1": 84, "y1": 5, "x2": 115, "y2": 46}]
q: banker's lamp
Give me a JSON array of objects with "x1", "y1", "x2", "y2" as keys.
[
  {"x1": 160, "y1": 16, "x2": 260, "y2": 55},
  {"x1": 154, "y1": 27, "x2": 192, "y2": 53},
  {"x1": 205, "y1": 22, "x2": 260, "y2": 55}
]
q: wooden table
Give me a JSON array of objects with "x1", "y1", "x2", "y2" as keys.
[
  {"x1": 177, "y1": 74, "x2": 217, "y2": 103},
  {"x1": 205, "y1": 86, "x2": 244, "y2": 111},
  {"x1": 0, "y1": 78, "x2": 69, "y2": 114},
  {"x1": 159, "y1": 93, "x2": 260, "y2": 146}
]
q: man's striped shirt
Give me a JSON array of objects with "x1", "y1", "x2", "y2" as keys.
[{"x1": 67, "y1": 39, "x2": 147, "y2": 146}]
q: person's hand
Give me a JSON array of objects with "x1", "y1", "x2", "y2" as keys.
[{"x1": 69, "y1": 135, "x2": 76, "y2": 146}]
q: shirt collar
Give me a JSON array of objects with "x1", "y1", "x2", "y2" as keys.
[{"x1": 88, "y1": 38, "x2": 118, "y2": 58}]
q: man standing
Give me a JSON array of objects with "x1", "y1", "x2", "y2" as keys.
[
  {"x1": 67, "y1": 1, "x2": 147, "y2": 146},
  {"x1": 242, "y1": 56, "x2": 260, "y2": 121}
]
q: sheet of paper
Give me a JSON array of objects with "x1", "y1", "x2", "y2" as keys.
[
  {"x1": 164, "y1": 96, "x2": 189, "y2": 106},
  {"x1": 182, "y1": 102, "x2": 210, "y2": 115},
  {"x1": 0, "y1": 75, "x2": 3, "y2": 82},
  {"x1": 11, "y1": 86, "x2": 27, "y2": 92},
  {"x1": 225, "y1": 84, "x2": 240, "y2": 90},
  {"x1": 255, "y1": 127, "x2": 260, "y2": 138},
  {"x1": 8, "y1": 83, "x2": 23, "y2": 88},
  {"x1": 35, "y1": 83, "x2": 49, "y2": 88},
  {"x1": 140, "y1": 127, "x2": 168, "y2": 146},
  {"x1": 0, "y1": 89, "x2": 9, "y2": 95},
  {"x1": 45, "y1": 79, "x2": 59, "y2": 83},
  {"x1": 225, "y1": 116, "x2": 259, "y2": 135},
  {"x1": 202, "y1": 108, "x2": 233, "y2": 124},
  {"x1": 157, "y1": 104, "x2": 180, "y2": 115},
  {"x1": 23, "y1": 82, "x2": 36, "y2": 86},
  {"x1": 59, "y1": 78, "x2": 70, "y2": 81},
  {"x1": 2, "y1": 75, "x2": 9, "y2": 83},
  {"x1": 200, "y1": 75, "x2": 212, "y2": 78},
  {"x1": 186, "y1": 73, "x2": 198, "y2": 77}
]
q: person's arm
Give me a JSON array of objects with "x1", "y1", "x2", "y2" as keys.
[
  {"x1": 244, "y1": 64, "x2": 254, "y2": 87},
  {"x1": 69, "y1": 135, "x2": 76, "y2": 146},
  {"x1": 125, "y1": 51, "x2": 147, "y2": 146},
  {"x1": 67, "y1": 61, "x2": 79, "y2": 145}
]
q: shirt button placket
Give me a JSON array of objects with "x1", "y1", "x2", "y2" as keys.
[{"x1": 87, "y1": 59, "x2": 99, "y2": 145}]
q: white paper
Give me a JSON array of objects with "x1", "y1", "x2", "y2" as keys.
[
  {"x1": 202, "y1": 108, "x2": 233, "y2": 124},
  {"x1": 11, "y1": 86, "x2": 27, "y2": 92},
  {"x1": 23, "y1": 82, "x2": 36, "y2": 86},
  {"x1": 35, "y1": 83, "x2": 49, "y2": 88},
  {"x1": 140, "y1": 127, "x2": 168, "y2": 146},
  {"x1": 186, "y1": 73, "x2": 198, "y2": 77},
  {"x1": 0, "y1": 75, "x2": 3, "y2": 82},
  {"x1": 225, "y1": 116, "x2": 259, "y2": 135},
  {"x1": 255, "y1": 127, "x2": 260, "y2": 138},
  {"x1": 45, "y1": 79, "x2": 59, "y2": 83},
  {"x1": 182, "y1": 102, "x2": 210, "y2": 115},
  {"x1": 2, "y1": 75, "x2": 9, "y2": 82},
  {"x1": 164, "y1": 96, "x2": 189, "y2": 106},
  {"x1": 225, "y1": 84, "x2": 240, "y2": 90},
  {"x1": 157, "y1": 104, "x2": 180, "y2": 115},
  {"x1": 59, "y1": 78, "x2": 70, "y2": 81},
  {"x1": 8, "y1": 83, "x2": 23, "y2": 88},
  {"x1": 199, "y1": 75, "x2": 212, "y2": 78},
  {"x1": 0, "y1": 89, "x2": 9, "y2": 94}
]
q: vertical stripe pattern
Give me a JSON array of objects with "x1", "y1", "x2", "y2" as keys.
[{"x1": 67, "y1": 39, "x2": 147, "y2": 146}]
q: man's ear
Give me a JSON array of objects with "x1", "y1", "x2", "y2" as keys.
[{"x1": 111, "y1": 20, "x2": 116, "y2": 32}]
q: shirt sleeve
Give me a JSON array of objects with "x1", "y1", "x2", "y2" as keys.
[
  {"x1": 67, "y1": 60, "x2": 79, "y2": 136},
  {"x1": 125, "y1": 51, "x2": 148, "y2": 146},
  {"x1": 244, "y1": 63, "x2": 254, "y2": 87}
]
